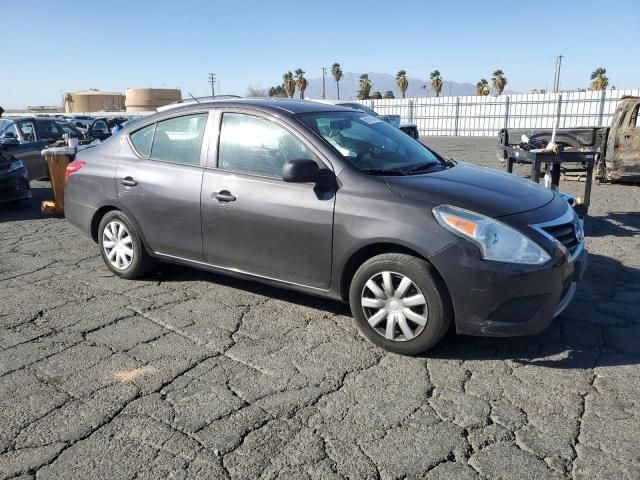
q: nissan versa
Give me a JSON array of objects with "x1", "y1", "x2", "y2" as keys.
[{"x1": 64, "y1": 99, "x2": 587, "y2": 355}]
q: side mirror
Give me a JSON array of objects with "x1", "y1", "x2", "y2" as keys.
[
  {"x1": 2, "y1": 131, "x2": 16, "y2": 139},
  {"x1": 283, "y1": 159, "x2": 320, "y2": 183}
]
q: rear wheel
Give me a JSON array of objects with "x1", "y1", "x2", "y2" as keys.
[
  {"x1": 349, "y1": 253, "x2": 452, "y2": 355},
  {"x1": 98, "y1": 210, "x2": 155, "y2": 279}
]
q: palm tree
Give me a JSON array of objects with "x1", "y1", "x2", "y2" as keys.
[
  {"x1": 383, "y1": 90, "x2": 395, "y2": 99},
  {"x1": 282, "y1": 72, "x2": 295, "y2": 98},
  {"x1": 491, "y1": 70, "x2": 507, "y2": 95},
  {"x1": 357, "y1": 74, "x2": 372, "y2": 100},
  {"x1": 396, "y1": 70, "x2": 409, "y2": 98},
  {"x1": 294, "y1": 69, "x2": 308, "y2": 99},
  {"x1": 331, "y1": 63, "x2": 343, "y2": 100},
  {"x1": 476, "y1": 79, "x2": 490, "y2": 96},
  {"x1": 430, "y1": 70, "x2": 443, "y2": 97},
  {"x1": 590, "y1": 68, "x2": 609, "y2": 91}
]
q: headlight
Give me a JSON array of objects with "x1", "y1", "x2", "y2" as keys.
[
  {"x1": 433, "y1": 205, "x2": 551, "y2": 265},
  {"x1": 8, "y1": 160, "x2": 24, "y2": 173}
]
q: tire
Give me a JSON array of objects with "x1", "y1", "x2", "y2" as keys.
[
  {"x1": 349, "y1": 253, "x2": 452, "y2": 355},
  {"x1": 98, "y1": 210, "x2": 155, "y2": 279}
]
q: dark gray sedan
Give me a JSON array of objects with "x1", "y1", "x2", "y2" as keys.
[{"x1": 64, "y1": 99, "x2": 587, "y2": 354}]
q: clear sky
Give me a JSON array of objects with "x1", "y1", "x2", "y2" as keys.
[{"x1": 2, "y1": 0, "x2": 638, "y2": 108}]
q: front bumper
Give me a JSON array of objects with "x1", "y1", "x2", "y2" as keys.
[
  {"x1": 429, "y1": 238, "x2": 587, "y2": 337},
  {"x1": 0, "y1": 170, "x2": 31, "y2": 203}
]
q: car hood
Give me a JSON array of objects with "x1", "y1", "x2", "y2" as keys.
[{"x1": 384, "y1": 161, "x2": 555, "y2": 217}]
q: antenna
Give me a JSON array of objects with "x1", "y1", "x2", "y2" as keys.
[{"x1": 188, "y1": 93, "x2": 201, "y2": 103}]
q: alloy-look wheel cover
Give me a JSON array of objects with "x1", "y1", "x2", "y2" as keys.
[
  {"x1": 361, "y1": 271, "x2": 428, "y2": 341},
  {"x1": 102, "y1": 220, "x2": 134, "y2": 270}
]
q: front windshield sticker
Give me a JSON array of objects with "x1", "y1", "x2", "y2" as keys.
[{"x1": 359, "y1": 115, "x2": 381, "y2": 125}]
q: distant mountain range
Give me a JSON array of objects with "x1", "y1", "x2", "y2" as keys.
[{"x1": 300, "y1": 72, "x2": 479, "y2": 99}]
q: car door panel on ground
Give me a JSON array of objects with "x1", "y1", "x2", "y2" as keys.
[
  {"x1": 115, "y1": 112, "x2": 210, "y2": 261},
  {"x1": 201, "y1": 111, "x2": 335, "y2": 289}
]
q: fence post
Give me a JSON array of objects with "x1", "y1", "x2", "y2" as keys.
[
  {"x1": 597, "y1": 89, "x2": 607, "y2": 127},
  {"x1": 453, "y1": 97, "x2": 460, "y2": 136},
  {"x1": 503, "y1": 95, "x2": 510, "y2": 131},
  {"x1": 408, "y1": 99, "x2": 414, "y2": 124}
]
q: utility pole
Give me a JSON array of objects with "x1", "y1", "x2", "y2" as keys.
[
  {"x1": 553, "y1": 55, "x2": 563, "y2": 93},
  {"x1": 321, "y1": 67, "x2": 327, "y2": 99},
  {"x1": 208, "y1": 73, "x2": 216, "y2": 99}
]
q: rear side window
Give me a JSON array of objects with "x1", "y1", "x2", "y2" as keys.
[
  {"x1": 218, "y1": 112, "x2": 317, "y2": 178},
  {"x1": 130, "y1": 123, "x2": 155, "y2": 157},
  {"x1": 150, "y1": 114, "x2": 208, "y2": 166}
]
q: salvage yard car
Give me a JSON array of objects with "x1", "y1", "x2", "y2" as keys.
[
  {"x1": 0, "y1": 149, "x2": 31, "y2": 204},
  {"x1": 64, "y1": 99, "x2": 587, "y2": 354},
  {"x1": 0, "y1": 116, "x2": 83, "y2": 179}
]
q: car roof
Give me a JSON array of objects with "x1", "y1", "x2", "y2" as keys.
[
  {"x1": 154, "y1": 98, "x2": 356, "y2": 117},
  {"x1": 2, "y1": 116, "x2": 67, "y2": 123}
]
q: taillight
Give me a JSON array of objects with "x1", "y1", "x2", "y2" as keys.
[{"x1": 65, "y1": 160, "x2": 86, "y2": 183}]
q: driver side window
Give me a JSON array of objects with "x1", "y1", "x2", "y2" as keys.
[
  {"x1": 218, "y1": 113, "x2": 318, "y2": 178},
  {"x1": 17, "y1": 122, "x2": 35, "y2": 142}
]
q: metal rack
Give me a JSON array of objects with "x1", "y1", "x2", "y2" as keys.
[{"x1": 501, "y1": 145, "x2": 596, "y2": 217}]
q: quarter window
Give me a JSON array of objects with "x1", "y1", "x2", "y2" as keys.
[
  {"x1": 130, "y1": 123, "x2": 155, "y2": 157},
  {"x1": 218, "y1": 113, "x2": 318, "y2": 178},
  {"x1": 150, "y1": 114, "x2": 208, "y2": 165}
]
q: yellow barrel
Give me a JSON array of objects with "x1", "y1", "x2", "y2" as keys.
[{"x1": 41, "y1": 147, "x2": 74, "y2": 214}]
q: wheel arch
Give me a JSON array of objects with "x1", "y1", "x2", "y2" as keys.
[
  {"x1": 338, "y1": 242, "x2": 448, "y2": 302},
  {"x1": 90, "y1": 204, "x2": 153, "y2": 255}
]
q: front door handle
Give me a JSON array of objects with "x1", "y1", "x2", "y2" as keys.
[
  {"x1": 212, "y1": 190, "x2": 236, "y2": 202},
  {"x1": 120, "y1": 177, "x2": 137, "y2": 187}
]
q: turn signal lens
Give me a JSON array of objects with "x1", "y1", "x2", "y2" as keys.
[
  {"x1": 65, "y1": 160, "x2": 86, "y2": 183},
  {"x1": 441, "y1": 214, "x2": 478, "y2": 237}
]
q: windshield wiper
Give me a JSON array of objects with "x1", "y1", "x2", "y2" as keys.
[
  {"x1": 406, "y1": 161, "x2": 442, "y2": 175},
  {"x1": 360, "y1": 168, "x2": 408, "y2": 176}
]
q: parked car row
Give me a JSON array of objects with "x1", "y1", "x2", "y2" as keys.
[{"x1": 0, "y1": 115, "x2": 134, "y2": 185}]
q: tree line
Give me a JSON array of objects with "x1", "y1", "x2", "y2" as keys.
[{"x1": 263, "y1": 65, "x2": 613, "y2": 99}]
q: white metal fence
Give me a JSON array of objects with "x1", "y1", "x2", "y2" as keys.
[{"x1": 363, "y1": 88, "x2": 640, "y2": 137}]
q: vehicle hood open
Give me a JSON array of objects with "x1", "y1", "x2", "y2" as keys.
[{"x1": 384, "y1": 162, "x2": 554, "y2": 217}]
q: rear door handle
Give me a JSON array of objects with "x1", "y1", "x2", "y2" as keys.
[
  {"x1": 120, "y1": 177, "x2": 137, "y2": 187},
  {"x1": 212, "y1": 190, "x2": 236, "y2": 202}
]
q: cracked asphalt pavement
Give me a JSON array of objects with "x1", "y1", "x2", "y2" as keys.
[{"x1": 1, "y1": 137, "x2": 639, "y2": 479}]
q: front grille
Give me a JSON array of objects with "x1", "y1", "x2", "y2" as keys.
[
  {"x1": 542, "y1": 221, "x2": 580, "y2": 254},
  {"x1": 532, "y1": 205, "x2": 584, "y2": 262}
]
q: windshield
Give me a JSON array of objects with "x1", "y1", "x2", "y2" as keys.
[
  {"x1": 340, "y1": 103, "x2": 379, "y2": 117},
  {"x1": 299, "y1": 111, "x2": 443, "y2": 174},
  {"x1": 0, "y1": 119, "x2": 13, "y2": 133}
]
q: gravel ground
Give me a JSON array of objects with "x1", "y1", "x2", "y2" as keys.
[{"x1": 0, "y1": 136, "x2": 639, "y2": 480}]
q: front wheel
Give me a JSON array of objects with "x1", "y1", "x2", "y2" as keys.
[{"x1": 349, "y1": 253, "x2": 452, "y2": 355}]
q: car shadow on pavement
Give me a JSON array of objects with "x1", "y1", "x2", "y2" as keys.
[
  {"x1": 0, "y1": 184, "x2": 56, "y2": 223},
  {"x1": 149, "y1": 264, "x2": 352, "y2": 317},
  {"x1": 429, "y1": 252, "x2": 640, "y2": 369},
  {"x1": 586, "y1": 212, "x2": 640, "y2": 238}
]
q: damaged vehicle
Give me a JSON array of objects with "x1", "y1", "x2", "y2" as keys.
[
  {"x1": 499, "y1": 96, "x2": 640, "y2": 182},
  {"x1": 65, "y1": 99, "x2": 587, "y2": 355}
]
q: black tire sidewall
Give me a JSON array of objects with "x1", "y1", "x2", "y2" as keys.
[
  {"x1": 349, "y1": 254, "x2": 451, "y2": 355},
  {"x1": 98, "y1": 210, "x2": 151, "y2": 279}
]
